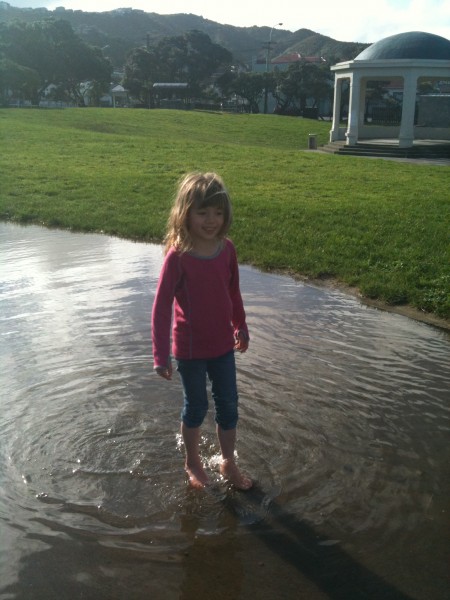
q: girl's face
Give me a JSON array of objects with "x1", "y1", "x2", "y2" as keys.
[{"x1": 188, "y1": 205, "x2": 225, "y2": 248}]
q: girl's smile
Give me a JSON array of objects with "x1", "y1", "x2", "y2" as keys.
[{"x1": 188, "y1": 206, "x2": 224, "y2": 250}]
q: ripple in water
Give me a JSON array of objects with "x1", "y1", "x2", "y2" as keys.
[{"x1": 1, "y1": 223, "x2": 449, "y2": 599}]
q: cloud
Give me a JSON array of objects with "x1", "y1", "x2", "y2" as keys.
[{"x1": 298, "y1": 0, "x2": 450, "y2": 42}]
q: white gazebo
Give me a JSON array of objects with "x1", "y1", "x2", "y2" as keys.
[{"x1": 329, "y1": 31, "x2": 450, "y2": 148}]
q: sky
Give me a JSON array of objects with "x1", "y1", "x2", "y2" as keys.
[{"x1": 6, "y1": 0, "x2": 450, "y2": 43}]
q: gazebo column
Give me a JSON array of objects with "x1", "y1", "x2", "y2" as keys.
[
  {"x1": 359, "y1": 78, "x2": 368, "y2": 129},
  {"x1": 399, "y1": 73, "x2": 418, "y2": 147},
  {"x1": 330, "y1": 76, "x2": 344, "y2": 142},
  {"x1": 345, "y1": 72, "x2": 361, "y2": 145}
]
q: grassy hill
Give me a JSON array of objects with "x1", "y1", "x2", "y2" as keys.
[
  {"x1": 0, "y1": 3, "x2": 369, "y2": 67},
  {"x1": 1, "y1": 107, "x2": 448, "y2": 320}
]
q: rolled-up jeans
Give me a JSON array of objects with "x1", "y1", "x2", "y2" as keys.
[{"x1": 176, "y1": 350, "x2": 238, "y2": 430}]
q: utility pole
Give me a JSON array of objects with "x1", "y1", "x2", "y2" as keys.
[{"x1": 263, "y1": 22, "x2": 283, "y2": 114}]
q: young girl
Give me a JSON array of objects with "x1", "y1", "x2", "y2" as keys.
[{"x1": 151, "y1": 172, "x2": 252, "y2": 491}]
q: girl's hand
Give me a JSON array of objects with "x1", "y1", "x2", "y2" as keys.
[
  {"x1": 155, "y1": 362, "x2": 172, "y2": 380},
  {"x1": 234, "y1": 331, "x2": 249, "y2": 353}
]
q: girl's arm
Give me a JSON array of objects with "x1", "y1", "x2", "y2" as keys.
[
  {"x1": 234, "y1": 330, "x2": 249, "y2": 353},
  {"x1": 155, "y1": 363, "x2": 173, "y2": 380},
  {"x1": 228, "y1": 242, "x2": 249, "y2": 349},
  {"x1": 151, "y1": 250, "x2": 180, "y2": 377}
]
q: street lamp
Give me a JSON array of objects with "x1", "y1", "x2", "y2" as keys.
[
  {"x1": 266, "y1": 22, "x2": 283, "y2": 72},
  {"x1": 264, "y1": 22, "x2": 283, "y2": 113}
]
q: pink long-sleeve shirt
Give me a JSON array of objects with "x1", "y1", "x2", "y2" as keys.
[{"x1": 151, "y1": 239, "x2": 249, "y2": 367}]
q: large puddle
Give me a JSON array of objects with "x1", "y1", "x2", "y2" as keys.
[{"x1": 1, "y1": 222, "x2": 449, "y2": 599}]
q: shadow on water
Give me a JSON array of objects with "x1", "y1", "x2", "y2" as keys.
[
  {"x1": 2, "y1": 484, "x2": 414, "y2": 600},
  {"x1": 223, "y1": 486, "x2": 413, "y2": 600}
]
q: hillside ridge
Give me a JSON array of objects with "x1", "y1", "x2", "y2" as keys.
[{"x1": 0, "y1": 2, "x2": 369, "y2": 66}]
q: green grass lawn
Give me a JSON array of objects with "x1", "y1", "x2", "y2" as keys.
[{"x1": 1, "y1": 107, "x2": 449, "y2": 319}]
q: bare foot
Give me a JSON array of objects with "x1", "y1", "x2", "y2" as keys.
[
  {"x1": 220, "y1": 459, "x2": 253, "y2": 490},
  {"x1": 185, "y1": 461, "x2": 210, "y2": 490}
]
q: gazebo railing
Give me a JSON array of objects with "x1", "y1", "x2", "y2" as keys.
[{"x1": 366, "y1": 106, "x2": 401, "y2": 125}]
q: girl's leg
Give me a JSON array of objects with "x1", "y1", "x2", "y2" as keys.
[
  {"x1": 181, "y1": 423, "x2": 210, "y2": 489},
  {"x1": 217, "y1": 426, "x2": 253, "y2": 490},
  {"x1": 208, "y1": 352, "x2": 253, "y2": 490},
  {"x1": 177, "y1": 358, "x2": 210, "y2": 489},
  {"x1": 216, "y1": 423, "x2": 236, "y2": 461}
]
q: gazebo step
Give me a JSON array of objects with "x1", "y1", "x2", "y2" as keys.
[{"x1": 320, "y1": 141, "x2": 450, "y2": 160}]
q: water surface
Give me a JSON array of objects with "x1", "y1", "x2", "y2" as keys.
[{"x1": 1, "y1": 223, "x2": 449, "y2": 599}]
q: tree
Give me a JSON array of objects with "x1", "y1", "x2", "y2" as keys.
[
  {"x1": 272, "y1": 70, "x2": 296, "y2": 115},
  {"x1": 123, "y1": 30, "x2": 232, "y2": 105},
  {"x1": 217, "y1": 71, "x2": 265, "y2": 113},
  {"x1": 0, "y1": 59, "x2": 40, "y2": 105},
  {"x1": 0, "y1": 20, "x2": 112, "y2": 105},
  {"x1": 54, "y1": 35, "x2": 112, "y2": 106},
  {"x1": 275, "y1": 62, "x2": 332, "y2": 115},
  {"x1": 181, "y1": 30, "x2": 232, "y2": 95},
  {"x1": 123, "y1": 47, "x2": 159, "y2": 106}
]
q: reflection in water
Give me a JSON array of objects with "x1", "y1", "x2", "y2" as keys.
[{"x1": 0, "y1": 223, "x2": 449, "y2": 599}]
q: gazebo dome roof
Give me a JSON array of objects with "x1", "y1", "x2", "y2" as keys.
[{"x1": 355, "y1": 31, "x2": 450, "y2": 61}]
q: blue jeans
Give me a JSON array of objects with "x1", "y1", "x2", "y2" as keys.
[{"x1": 176, "y1": 350, "x2": 239, "y2": 430}]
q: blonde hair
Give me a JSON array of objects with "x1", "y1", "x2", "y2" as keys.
[{"x1": 164, "y1": 172, "x2": 233, "y2": 254}]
